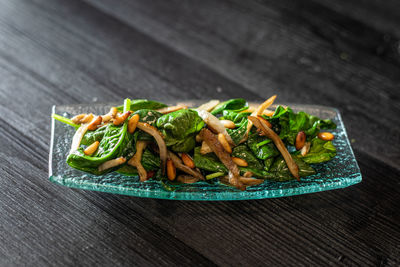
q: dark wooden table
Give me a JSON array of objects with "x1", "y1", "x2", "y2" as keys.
[{"x1": 1, "y1": 0, "x2": 399, "y2": 266}]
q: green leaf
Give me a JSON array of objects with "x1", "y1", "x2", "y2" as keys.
[
  {"x1": 299, "y1": 138, "x2": 337, "y2": 164},
  {"x1": 132, "y1": 109, "x2": 163, "y2": 142},
  {"x1": 66, "y1": 99, "x2": 132, "y2": 175},
  {"x1": 269, "y1": 106, "x2": 336, "y2": 146},
  {"x1": 156, "y1": 109, "x2": 204, "y2": 152},
  {"x1": 81, "y1": 126, "x2": 108, "y2": 146},
  {"x1": 117, "y1": 149, "x2": 161, "y2": 176},
  {"x1": 193, "y1": 147, "x2": 227, "y2": 173},
  {"x1": 232, "y1": 144, "x2": 263, "y2": 169},
  {"x1": 117, "y1": 99, "x2": 167, "y2": 112},
  {"x1": 238, "y1": 167, "x2": 269, "y2": 178},
  {"x1": 210, "y1": 98, "x2": 248, "y2": 115},
  {"x1": 247, "y1": 132, "x2": 279, "y2": 160},
  {"x1": 221, "y1": 110, "x2": 250, "y2": 145},
  {"x1": 264, "y1": 157, "x2": 275, "y2": 171},
  {"x1": 267, "y1": 155, "x2": 315, "y2": 181},
  {"x1": 227, "y1": 120, "x2": 248, "y2": 145}
]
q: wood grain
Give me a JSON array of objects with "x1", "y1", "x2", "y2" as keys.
[{"x1": 0, "y1": 0, "x2": 399, "y2": 266}]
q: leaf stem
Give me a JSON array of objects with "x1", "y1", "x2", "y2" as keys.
[{"x1": 52, "y1": 113, "x2": 80, "y2": 128}]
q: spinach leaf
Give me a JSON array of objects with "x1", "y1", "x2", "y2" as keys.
[
  {"x1": 227, "y1": 120, "x2": 248, "y2": 145},
  {"x1": 247, "y1": 132, "x2": 279, "y2": 160},
  {"x1": 238, "y1": 167, "x2": 269, "y2": 179},
  {"x1": 221, "y1": 110, "x2": 250, "y2": 126},
  {"x1": 269, "y1": 106, "x2": 336, "y2": 146},
  {"x1": 267, "y1": 155, "x2": 315, "y2": 181},
  {"x1": 221, "y1": 110, "x2": 250, "y2": 145},
  {"x1": 67, "y1": 99, "x2": 132, "y2": 175},
  {"x1": 156, "y1": 109, "x2": 204, "y2": 152},
  {"x1": 117, "y1": 99, "x2": 167, "y2": 112},
  {"x1": 193, "y1": 147, "x2": 227, "y2": 173},
  {"x1": 232, "y1": 145, "x2": 263, "y2": 169},
  {"x1": 132, "y1": 109, "x2": 163, "y2": 142},
  {"x1": 264, "y1": 157, "x2": 275, "y2": 171},
  {"x1": 81, "y1": 126, "x2": 108, "y2": 146},
  {"x1": 211, "y1": 98, "x2": 248, "y2": 115},
  {"x1": 117, "y1": 149, "x2": 161, "y2": 176},
  {"x1": 299, "y1": 138, "x2": 336, "y2": 164}
]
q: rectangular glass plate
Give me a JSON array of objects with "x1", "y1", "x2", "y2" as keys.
[{"x1": 49, "y1": 101, "x2": 362, "y2": 200}]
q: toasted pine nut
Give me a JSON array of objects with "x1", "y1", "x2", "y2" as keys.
[
  {"x1": 84, "y1": 141, "x2": 100, "y2": 155},
  {"x1": 87, "y1": 116, "x2": 102, "y2": 130},
  {"x1": 263, "y1": 109, "x2": 275, "y2": 117},
  {"x1": 243, "y1": 171, "x2": 253, "y2": 177},
  {"x1": 257, "y1": 115, "x2": 272, "y2": 128},
  {"x1": 318, "y1": 132, "x2": 334, "y2": 141},
  {"x1": 113, "y1": 111, "x2": 132, "y2": 126},
  {"x1": 295, "y1": 131, "x2": 306, "y2": 150},
  {"x1": 167, "y1": 159, "x2": 176, "y2": 181},
  {"x1": 232, "y1": 157, "x2": 248, "y2": 167},
  {"x1": 301, "y1": 141, "x2": 311, "y2": 156},
  {"x1": 181, "y1": 153, "x2": 195, "y2": 169},
  {"x1": 102, "y1": 107, "x2": 118, "y2": 122},
  {"x1": 220, "y1": 120, "x2": 236, "y2": 129},
  {"x1": 195, "y1": 134, "x2": 202, "y2": 142},
  {"x1": 81, "y1": 113, "x2": 94, "y2": 123},
  {"x1": 218, "y1": 133, "x2": 232, "y2": 153},
  {"x1": 110, "y1": 107, "x2": 118, "y2": 117},
  {"x1": 71, "y1": 114, "x2": 86, "y2": 124},
  {"x1": 128, "y1": 114, "x2": 140, "y2": 134}
]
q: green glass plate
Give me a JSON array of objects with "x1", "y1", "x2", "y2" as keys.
[{"x1": 49, "y1": 101, "x2": 361, "y2": 200}]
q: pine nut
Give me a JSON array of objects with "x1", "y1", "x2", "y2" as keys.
[
  {"x1": 243, "y1": 171, "x2": 253, "y2": 177},
  {"x1": 113, "y1": 111, "x2": 132, "y2": 126},
  {"x1": 218, "y1": 133, "x2": 232, "y2": 153},
  {"x1": 81, "y1": 113, "x2": 94, "y2": 123},
  {"x1": 110, "y1": 107, "x2": 118, "y2": 117},
  {"x1": 71, "y1": 114, "x2": 86, "y2": 124},
  {"x1": 301, "y1": 142, "x2": 311, "y2": 156},
  {"x1": 181, "y1": 153, "x2": 195, "y2": 169},
  {"x1": 87, "y1": 116, "x2": 102, "y2": 130},
  {"x1": 195, "y1": 134, "x2": 202, "y2": 142},
  {"x1": 295, "y1": 131, "x2": 306, "y2": 150},
  {"x1": 318, "y1": 132, "x2": 334, "y2": 141},
  {"x1": 220, "y1": 120, "x2": 236, "y2": 129},
  {"x1": 84, "y1": 141, "x2": 100, "y2": 155},
  {"x1": 128, "y1": 114, "x2": 140, "y2": 134},
  {"x1": 167, "y1": 159, "x2": 176, "y2": 181},
  {"x1": 232, "y1": 157, "x2": 248, "y2": 167}
]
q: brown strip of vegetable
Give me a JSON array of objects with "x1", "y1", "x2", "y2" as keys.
[{"x1": 248, "y1": 116, "x2": 300, "y2": 180}]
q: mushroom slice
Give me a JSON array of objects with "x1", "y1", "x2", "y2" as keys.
[
  {"x1": 156, "y1": 104, "x2": 188, "y2": 114},
  {"x1": 128, "y1": 141, "x2": 149, "y2": 182},
  {"x1": 248, "y1": 116, "x2": 300, "y2": 180},
  {"x1": 177, "y1": 175, "x2": 199, "y2": 184},
  {"x1": 199, "y1": 128, "x2": 244, "y2": 190},
  {"x1": 240, "y1": 95, "x2": 277, "y2": 143},
  {"x1": 200, "y1": 141, "x2": 213, "y2": 154},
  {"x1": 168, "y1": 151, "x2": 205, "y2": 180},
  {"x1": 70, "y1": 124, "x2": 89, "y2": 153},
  {"x1": 98, "y1": 157, "x2": 126, "y2": 172},
  {"x1": 196, "y1": 99, "x2": 220, "y2": 112},
  {"x1": 136, "y1": 122, "x2": 167, "y2": 174},
  {"x1": 197, "y1": 109, "x2": 235, "y2": 146}
]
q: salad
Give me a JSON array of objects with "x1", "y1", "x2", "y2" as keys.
[{"x1": 52, "y1": 96, "x2": 337, "y2": 191}]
